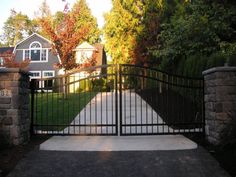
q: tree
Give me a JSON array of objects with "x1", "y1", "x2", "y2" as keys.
[
  {"x1": 40, "y1": 0, "x2": 99, "y2": 71},
  {"x1": 2, "y1": 9, "x2": 38, "y2": 46},
  {"x1": 104, "y1": 0, "x2": 144, "y2": 64},
  {"x1": 35, "y1": 0, "x2": 51, "y2": 18},
  {"x1": 153, "y1": 0, "x2": 236, "y2": 72},
  {"x1": 1, "y1": 50, "x2": 30, "y2": 68},
  {"x1": 104, "y1": 0, "x2": 166, "y2": 65},
  {"x1": 72, "y1": 0, "x2": 101, "y2": 44}
]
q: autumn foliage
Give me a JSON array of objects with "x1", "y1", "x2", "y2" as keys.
[
  {"x1": 39, "y1": 0, "x2": 99, "y2": 71},
  {"x1": 1, "y1": 49, "x2": 30, "y2": 69},
  {"x1": 40, "y1": 13, "x2": 88, "y2": 70}
]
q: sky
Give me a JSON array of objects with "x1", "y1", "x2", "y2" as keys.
[{"x1": 0, "y1": 0, "x2": 112, "y2": 34}]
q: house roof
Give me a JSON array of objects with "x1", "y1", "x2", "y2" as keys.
[
  {"x1": 0, "y1": 47, "x2": 14, "y2": 55},
  {"x1": 74, "y1": 42, "x2": 96, "y2": 51},
  {"x1": 13, "y1": 33, "x2": 52, "y2": 53}
]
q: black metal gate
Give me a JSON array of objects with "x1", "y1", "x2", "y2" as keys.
[{"x1": 31, "y1": 64, "x2": 204, "y2": 136}]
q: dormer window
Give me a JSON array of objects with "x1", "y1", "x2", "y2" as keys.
[{"x1": 23, "y1": 41, "x2": 48, "y2": 62}]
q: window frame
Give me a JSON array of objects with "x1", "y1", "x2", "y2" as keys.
[
  {"x1": 23, "y1": 41, "x2": 49, "y2": 63},
  {"x1": 42, "y1": 70, "x2": 55, "y2": 78},
  {"x1": 42, "y1": 70, "x2": 55, "y2": 91}
]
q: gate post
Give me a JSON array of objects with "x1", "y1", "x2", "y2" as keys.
[
  {"x1": 0, "y1": 68, "x2": 30, "y2": 146},
  {"x1": 203, "y1": 67, "x2": 236, "y2": 145}
]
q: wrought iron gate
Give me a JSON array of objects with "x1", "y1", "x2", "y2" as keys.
[{"x1": 31, "y1": 64, "x2": 204, "y2": 136}]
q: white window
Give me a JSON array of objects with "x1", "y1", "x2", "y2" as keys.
[
  {"x1": 23, "y1": 41, "x2": 48, "y2": 62},
  {"x1": 42, "y1": 71, "x2": 55, "y2": 90},
  {"x1": 43, "y1": 71, "x2": 55, "y2": 78},
  {"x1": 0, "y1": 57, "x2": 4, "y2": 67},
  {"x1": 29, "y1": 71, "x2": 41, "y2": 79},
  {"x1": 41, "y1": 49, "x2": 47, "y2": 61},
  {"x1": 29, "y1": 71, "x2": 42, "y2": 89}
]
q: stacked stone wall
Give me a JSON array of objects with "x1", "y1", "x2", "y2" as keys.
[
  {"x1": 203, "y1": 67, "x2": 236, "y2": 145},
  {"x1": 0, "y1": 68, "x2": 30, "y2": 146}
]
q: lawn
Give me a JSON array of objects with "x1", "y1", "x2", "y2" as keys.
[{"x1": 32, "y1": 91, "x2": 97, "y2": 131}]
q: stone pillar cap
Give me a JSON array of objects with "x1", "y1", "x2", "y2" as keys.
[
  {"x1": 0, "y1": 68, "x2": 29, "y2": 75},
  {"x1": 203, "y1": 66, "x2": 236, "y2": 75}
]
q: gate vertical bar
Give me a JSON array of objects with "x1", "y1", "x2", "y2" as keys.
[
  {"x1": 202, "y1": 78, "x2": 205, "y2": 135},
  {"x1": 115, "y1": 64, "x2": 119, "y2": 135},
  {"x1": 119, "y1": 64, "x2": 123, "y2": 135},
  {"x1": 30, "y1": 79, "x2": 36, "y2": 135}
]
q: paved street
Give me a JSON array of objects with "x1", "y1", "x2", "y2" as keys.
[{"x1": 7, "y1": 147, "x2": 230, "y2": 177}]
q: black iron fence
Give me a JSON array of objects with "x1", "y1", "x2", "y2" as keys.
[{"x1": 30, "y1": 64, "x2": 204, "y2": 135}]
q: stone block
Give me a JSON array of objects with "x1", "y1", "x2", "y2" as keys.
[
  {"x1": 11, "y1": 95, "x2": 20, "y2": 109},
  {"x1": 204, "y1": 74, "x2": 216, "y2": 80},
  {"x1": 219, "y1": 72, "x2": 236, "y2": 78},
  {"x1": 216, "y1": 86, "x2": 236, "y2": 95},
  {"x1": 216, "y1": 112, "x2": 228, "y2": 121},
  {"x1": 216, "y1": 94, "x2": 236, "y2": 102},
  {"x1": 3, "y1": 117, "x2": 13, "y2": 125},
  {"x1": 204, "y1": 86, "x2": 215, "y2": 94},
  {"x1": 0, "y1": 104, "x2": 11, "y2": 109},
  {"x1": 205, "y1": 111, "x2": 215, "y2": 120},
  {"x1": 204, "y1": 94, "x2": 215, "y2": 102},
  {"x1": 13, "y1": 73, "x2": 21, "y2": 81},
  {"x1": 7, "y1": 109, "x2": 19, "y2": 116},
  {"x1": 215, "y1": 103, "x2": 223, "y2": 113},
  {"x1": 215, "y1": 121, "x2": 227, "y2": 133},
  {"x1": 0, "y1": 98, "x2": 11, "y2": 104},
  {"x1": 0, "y1": 73, "x2": 14, "y2": 81},
  {"x1": 10, "y1": 87, "x2": 19, "y2": 95},
  {"x1": 222, "y1": 102, "x2": 236, "y2": 111},
  {"x1": 0, "y1": 110, "x2": 7, "y2": 115},
  {"x1": 10, "y1": 126, "x2": 20, "y2": 138},
  {"x1": 215, "y1": 78, "x2": 236, "y2": 86},
  {"x1": 205, "y1": 102, "x2": 215, "y2": 111},
  {"x1": 11, "y1": 116, "x2": 19, "y2": 125},
  {"x1": 204, "y1": 80, "x2": 216, "y2": 87},
  {"x1": 0, "y1": 81, "x2": 12, "y2": 88},
  {"x1": 207, "y1": 136, "x2": 219, "y2": 145}
]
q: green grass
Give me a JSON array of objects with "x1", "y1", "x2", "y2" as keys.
[{"x1": 33, "y1": 92, "x2": 97, "y2": 131}]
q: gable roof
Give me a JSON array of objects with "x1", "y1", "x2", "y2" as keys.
[
  {"x1": 13, "y1": 33, "x2": 52, "y2": 53},
  {"x1": 74, "y1": 42, "x2": 96, "y2": 51}
]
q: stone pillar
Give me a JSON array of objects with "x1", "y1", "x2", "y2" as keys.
[
  {"x1": 0, "y1": 68, "x2": 30, "y2": 146},
  {"x1": 203, "y1": 67, "x2": 236, "y2": 145}
]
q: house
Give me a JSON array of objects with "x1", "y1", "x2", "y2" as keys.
[
  {"x1": 0, "y1": 33, "x2": 107, "y2": 91},
  {"x1": 13, "y1": 33, "x2": 60, "y2": 85},
  {"x1": 69, "y1": 42, "x2": 107, "y2": 92}
]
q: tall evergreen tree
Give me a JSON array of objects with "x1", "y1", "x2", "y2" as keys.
[
  {"x1": 104, "y1": 0, "x2": 144, "y2": 64},
  {"x1": 72, "y1": 0, "x2": 101, "y2": 44},
  {"x1": 104, "y1": 0, "x2": 165, "y2": 65}
]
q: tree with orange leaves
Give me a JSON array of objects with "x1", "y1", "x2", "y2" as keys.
[{"x1": 39, "y1": 0, "x2": 100, "y2": 72}]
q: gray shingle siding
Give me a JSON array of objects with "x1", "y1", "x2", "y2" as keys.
[{"x1": 14, "y1": 33, "x2": 60, "y2": 75}]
